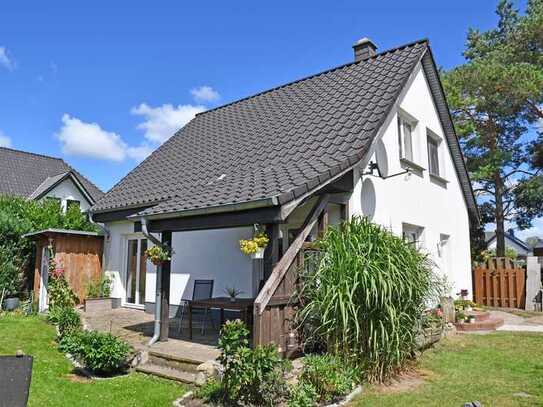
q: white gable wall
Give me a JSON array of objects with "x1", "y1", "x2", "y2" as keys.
[
  {"x1": 349, "y1": 63, "x2": 472, "y2": 297},
  {"x1": 42, "y1": 177, "x2": 92, "y2": 212}
]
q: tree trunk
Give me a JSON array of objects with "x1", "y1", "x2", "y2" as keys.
[{"x1": 494, "y1": 173, "x2": 506, "y2": 257}]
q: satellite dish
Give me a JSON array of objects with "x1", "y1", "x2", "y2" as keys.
[
  {"x1": 361, "y1": 178, "x2": 376, "y2": 220},
  {"x1": 374, "y1": 139, "x2": 389, "y2": 177}
]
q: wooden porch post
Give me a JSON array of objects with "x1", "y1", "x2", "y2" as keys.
[
  {"x1": 159, "y1": 231, "x2": 172, "y2": 341},
  {"x1": 263, "y1": 224, "x2": 280, "y2": 281},
  {"x1": 340, "y1": 201, "x2": 349, "y2": 222},
  {"x1": 317, "y1": 203, "x2": 329, "y2": 237}
]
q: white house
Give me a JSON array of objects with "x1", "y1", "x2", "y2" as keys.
[
  {"x1": 485, "y1": 230, "x2": 532, "y2": 258},
  {"x1": 0, "y1": 147, "x2": 103, "y2": 212},
  {"x1": 90, "y1": 38, "x2": 478, "y2": 344}
]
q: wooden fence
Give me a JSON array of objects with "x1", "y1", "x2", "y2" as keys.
[{"x1": 473, "y1": 257, "x2": 526, "y2": 308}]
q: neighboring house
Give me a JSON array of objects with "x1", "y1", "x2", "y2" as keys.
[
  {"x1": 485, "y1": 230, "x2": 532, "y2": 258},
  {"x1": 90, "y1": 38, "x2": 478, "y2": 345},
  {"x1": 0, "y1": 147, "x2": 104, "y2": 212}
]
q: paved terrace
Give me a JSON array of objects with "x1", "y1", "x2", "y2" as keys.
[{"x1": 81, "y1": 307, "x2": 220, "y2": 363}]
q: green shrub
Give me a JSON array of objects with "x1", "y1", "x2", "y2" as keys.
[
  {"x1": 69, "y1": 330, "x2": 131, "y2": 375},
  {"x1": 299, "y1": 354, "x2": 355, "y2": 402},
  {"x1": 86, "y1": 275, "x2": 112, "y2": 299},
  {"x1": 216, "y1": 319, "x2": 290, "y2": 406},
  {"x1": 58, "y1": 330, "x2": 85, "y2": 355},
  {"x1": 298, "y1": 217, "x2": 435, "y2": 382},
  {"x1": 287, "y1": 382, "x2": 318, "y2": 407},
  {"x1": 194, "y1": 379, "x2": 224, "y2": 404},
  {"x1": 48, "y1": 306, "x2": 81, "y2": 336},
  {"x1": 0, "y1": 196, "x2": 98, "y2": 298}
]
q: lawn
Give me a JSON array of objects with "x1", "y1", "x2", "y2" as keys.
[
  {"x1": 353, "y1": 332, "x2": 543, "y2": 407},
  {"x1": 0, "y1": 313, "x2": 187, "y2": 407}
]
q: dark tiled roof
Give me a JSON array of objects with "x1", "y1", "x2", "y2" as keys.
[
  {"x1": 93, "y1": 40, "x2": 431, "y2": 216},
  {"x1": 0, "y1": 147, "x2": 104, "y2": 203},
  {"x1": 91, "y1": 40, "x2": 478, "y2": 221}
]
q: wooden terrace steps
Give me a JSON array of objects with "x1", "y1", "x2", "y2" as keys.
[
  {"x1": 454, "y1": 310, "x2": 504, "y2": 332},
  {"x1": 136, "y1": 350, "x2": 205, "y2": 384}
]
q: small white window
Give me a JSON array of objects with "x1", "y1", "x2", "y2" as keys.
[
  {"x1": 402, "y1": 223, "x2": 424, "y2": 249},
  {"x1": 397, "y1": 115, "x2": 415, "y2": 162},
  {"x1": 427, "y1": 130, "x2": 441, "y2": 176}
]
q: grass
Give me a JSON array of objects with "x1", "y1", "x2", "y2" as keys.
[
  {"x1": 352, "y1": 332, "x2": 543, "y2": 407},
  {"x1": 0, "y1": 313, "x2": 187, "y2": 407}
]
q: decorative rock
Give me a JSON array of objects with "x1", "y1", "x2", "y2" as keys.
[
  {"x1": 440, "y1": 296, "x2": 455, "y2": 323},
  {"x1": 196, "y1": 360, "x2": 221, "y2": 381}
]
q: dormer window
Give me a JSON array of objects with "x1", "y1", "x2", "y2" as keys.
[{"x1": 397, "y1": 114, "x2": 415, "y2": 162}]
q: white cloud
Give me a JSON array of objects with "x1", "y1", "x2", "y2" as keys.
[
  {"x1": 0, "y1": 46, "x2": 15, "y2": 71},
  {"x1": 0, "y1": 130, "x2": 12, "y2": 147},
  {"x1": 131, "y1": 103, "x2": 205, "y2": 143},
  {"x1": 127, "y1": 144, "x2": 154, "y2": 161},
  {"x1": 56, "y1": 114, "x2": 128, "y2": 162},
  {"x1": 190, "y1": 86, "x2": 220, "y2": 103},
  {"x1": 56, "y1": 114, "x2": 156, "y2": 163}
]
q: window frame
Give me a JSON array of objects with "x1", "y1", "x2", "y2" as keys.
[
  {"x1": 426, "y1": 132, "x2": 440, "y2": 176},
  {"x1": 397, "y1": 112, "x2": 418, "y2": 163},
  {"x1": 66, "y1": 199, "x2": 81, "y2": 211}
]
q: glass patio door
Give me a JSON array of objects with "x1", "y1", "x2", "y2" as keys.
[{"x1": 125, "y1": 238, "x2": 147, "y2": 306}]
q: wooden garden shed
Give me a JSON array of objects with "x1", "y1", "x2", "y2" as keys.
[{"x1": 23, "y1": 228, "x2": 104, "y2": 311}]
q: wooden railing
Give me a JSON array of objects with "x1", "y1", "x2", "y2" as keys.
[
  {"x1": 473, "y1": 257, "x2": 526, "y2": 308},
  {"x1": 253, "y1": 194, "x2": 329, "y2": 355}
]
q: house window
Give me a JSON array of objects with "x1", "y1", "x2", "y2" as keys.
[
  {"x1": 66, "y1": 199, "x2": 81, "y2": 211},
  {"x1": 427, "y1": 131, "x2": 441, "y2": 176},
  {"x1": 397, "y1": 114, "x2": 415, "y2": 162},
  {"x1": 402, "y1": 223, "x2": 424, "y2": 249}
]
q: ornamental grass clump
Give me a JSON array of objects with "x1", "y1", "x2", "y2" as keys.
[{"x1": 298, "y1": 216, "x2": 434, "y2": 382}]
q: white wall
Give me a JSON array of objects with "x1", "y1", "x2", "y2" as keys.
[
  {"x1": 349, "y1": 63, "x2": 473, "y2": 297},
  {"x1": 103, "y1": 220, "x2": 254, "y2": 307},
  {"x1": 42, "y1": 177, "x2": 92, "y2": 212}
]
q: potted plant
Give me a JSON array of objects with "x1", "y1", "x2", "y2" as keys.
[
  {"x1": 0, "y1": 256, "x2": 22, "y2": 311},
  {"x1": 145, "y1": 245, "x2": 171, "y2": 266},
  {"x1": 455, "y1": 310, "x2": 465, "y2": 323},
  {"x1": 224, "y1": 286, "x2": 243, "y2": 302},
  {"x1": 84, "y1": 275, "x2": 113, "y2": 313},
  {"x1": 239, "y1": 228, "x2": 269, "y2": 259}
]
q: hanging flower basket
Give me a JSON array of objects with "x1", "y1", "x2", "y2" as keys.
[
  {"x1": 250, "y1": 247, "x2": 265, "y2": 259},
  {"x1": 145, "y1": 246, "x2": 170, "y2": 266},
  {"x1": 239, "y1": 228, "x2": 269, "y2": 258}
]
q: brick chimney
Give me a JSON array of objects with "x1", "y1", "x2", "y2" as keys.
[{"x1": 353, "y1": 37, "x2": 377, "y2": 62}]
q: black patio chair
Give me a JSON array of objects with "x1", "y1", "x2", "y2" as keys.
[{"x1": 177, "y1": 279, "x2": 215, "y2": 336}]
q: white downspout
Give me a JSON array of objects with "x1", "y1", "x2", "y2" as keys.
[{"x1": 141, "y1": 217, "x2": 164, "y2": 346}]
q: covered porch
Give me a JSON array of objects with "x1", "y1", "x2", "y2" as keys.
[{"x1": 142, "y1": 184, "x2": 350, "y2": 354}]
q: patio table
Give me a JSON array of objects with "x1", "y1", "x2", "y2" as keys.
[{"x1": 188, "y1": 297, "x2": 255, "y2": 340}]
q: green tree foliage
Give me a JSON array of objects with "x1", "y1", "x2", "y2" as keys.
[
  {"x1": 442, "y1": 0, "x2": 543, "y2": 256},
  {"x1": 0, "y1": 196, "x2": 98, "y2": 296}
]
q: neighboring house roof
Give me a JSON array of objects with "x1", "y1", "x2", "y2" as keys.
[
  {"x1": 485, "y1": 231, "x2": 530, "y2": 252},
  {"x1": 91, "y1": 39, "x2": 478, "y2": 221},
  {"x1": 0, "y1": 147, "x2": 104, "y2": 204}
]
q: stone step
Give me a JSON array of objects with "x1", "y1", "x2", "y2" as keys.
[
  {"x1": 455, "y1": 317, "x2": 504, "y2": 332},
  {"x1": 147, "y1": 350, "x2": 202, "y2": 373},
  {"x1": 136, "y1": 363, "x2": 198, "y2": 384},
  {"x1": 464, "y1": 310, "x2": 491, "y2": 322}
]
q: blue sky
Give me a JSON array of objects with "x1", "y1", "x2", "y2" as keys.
[{"x1": 0, "y1": 1, "x2": 539, "y2": 237}]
